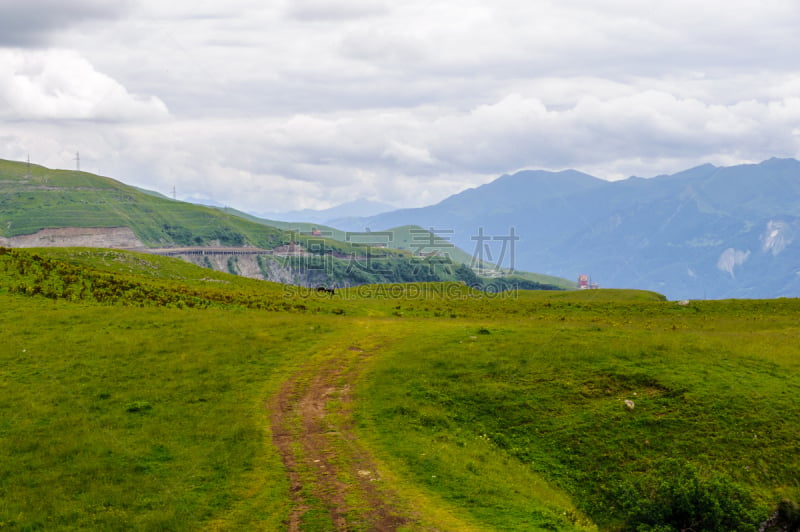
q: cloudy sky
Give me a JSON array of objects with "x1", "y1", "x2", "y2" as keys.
[{"x1": 1, "y1": 0, "x2": 799, "y2": 213}]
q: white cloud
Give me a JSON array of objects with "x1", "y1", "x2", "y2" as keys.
[
  {"x1": 381, "y1": 140, "x2": 435, "y2": 167},
  {"x1": 287, "y1": 0, "x2": 389, "y2": 21},
  {"x1": 761, "y1": 220, "x2": 794, "y2": 256},
  {"x1": 0, "y1": 0, "x2": 130, "y2": 46},
  {"x1": 0, "y1": 49, "x2": 168, "y2": 121},
  {"x1": 717, "y1": 248, "x2": 750, "y2": 277},
  {"x1": 2, "y1": 0, "x2": 800, "y2": 212},
  {"x1": 418, "y1": 89, "x2": 800, "y2": 177}
]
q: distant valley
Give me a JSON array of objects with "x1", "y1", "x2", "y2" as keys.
[
  {"x1": 341, "y1": 158, "x2": 800, "y2": 300},
  {"x1": 0, "y1": 158, "x2": 568, "y2": 292},
  {"x1": 3, "y1": 156, "x2": 800, "y2": 299}
]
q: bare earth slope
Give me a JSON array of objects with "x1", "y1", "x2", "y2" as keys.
[{"x1": 0, "y1": 227, "x2": 144, "y2": 248}]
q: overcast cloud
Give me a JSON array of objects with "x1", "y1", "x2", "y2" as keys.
[{"x1": 1, "y1": 0, "x2": 799, "y2": 212}]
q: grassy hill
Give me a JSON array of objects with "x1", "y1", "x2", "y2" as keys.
[
  {"x1": 0, "y1": 158, "x2": 572, "y2": 290},
  {"x1": 1, "y1": 246, "x2": 798, "y2": 530},
  {"x1": 213, "y1": 211, "x2": 575, "y2": 290},
  {"x1": 0, "y1": 158, "x2": 287, "y2": 248}
]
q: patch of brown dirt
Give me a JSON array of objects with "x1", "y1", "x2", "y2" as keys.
[
  {"x1": 270, "y1": 347, "x2": 415, "y2": 531},
  {"x1": 0, "y1": 227, "x2": 144, "y2": 249}
]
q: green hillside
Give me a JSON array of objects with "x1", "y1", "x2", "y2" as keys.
[
  {"x1": 214, "y1": 211, "x2": 575, "y2": 289},
  {"x1": 0, "y1": 158, "x2": 572, "y2": 290},
  {"x1": 1, "y1": 246, "x2": 798, "y2": 531},
  {"x1": 0, "y1": 159, "x2": 286, "y2": 248}
]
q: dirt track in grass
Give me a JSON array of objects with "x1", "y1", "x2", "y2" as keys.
[{"x1": 269, "y1": 339, "x2": 414, "y2": 531}]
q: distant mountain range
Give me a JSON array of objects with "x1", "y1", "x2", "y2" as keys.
[
  {"x1": 342, "y1": 158, "x2": 800, "y2": 300},
  {"x1": 257, "y1": 199, "x2": 396, "y2": 226},
  {"x1": 5, "y1": 155, "x2": 799, "y2": 299}
]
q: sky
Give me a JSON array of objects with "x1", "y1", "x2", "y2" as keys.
[{"x1": 1, "y1": 0, "x2": 799, "y2": 214}]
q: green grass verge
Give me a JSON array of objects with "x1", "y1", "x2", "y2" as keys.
[
  {"x1": 1, "y1": 247, "x2": 799, "y2": 530},
  {"x1": 357, "y1": 307, "x2": 800, "y2": 530},
  {"x1": 0, "y1": 295, "x2": 346, "y2": 529}
]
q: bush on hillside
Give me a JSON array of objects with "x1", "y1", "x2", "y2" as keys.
[{"x1": 621, "y1": 460, "x2": 762, "y2": 532}]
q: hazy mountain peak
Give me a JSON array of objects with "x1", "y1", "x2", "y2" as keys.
[
  {"x1": 258, "y1": 199, "x2": 396, "y2": 224},
  {"x1": 758, "y1": 156, "x2": 800, "y2": 170},
  {"x1": 353, "y1": 157, "x2": 800, "y2": 299},
  {"x1": 637, "y1": 163, "x2": 718, "y2": 181}
]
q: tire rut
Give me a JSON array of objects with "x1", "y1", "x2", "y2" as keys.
[{"x1": 270, "y1": 344, "x2": 414, "y2": 531}]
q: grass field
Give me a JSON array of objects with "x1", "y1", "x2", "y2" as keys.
[
  {"x1": 0, "y1": 299, "x2": 324, "y2": 529},
  {"x1": 1, "y1": 246, "x2": 799, "y2": 531},
  {"x1": 358, "y1": 308, "x2": 800, "y2": 530}
]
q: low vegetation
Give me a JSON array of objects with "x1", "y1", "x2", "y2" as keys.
[
  {"x1": 1, "y1": 246, "x2": 798, "y2": 530},
  {"x1": 359, "y1": 302, "x2": 800, "y2": 530}
]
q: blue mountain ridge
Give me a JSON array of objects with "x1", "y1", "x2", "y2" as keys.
[{"x1": 350, "y1": 158, "x2": 800, "y2": 300}]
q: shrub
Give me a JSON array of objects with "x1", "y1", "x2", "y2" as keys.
[
  {"x1": 125, "y1": 401, "x2": 153, "y2": 413},
  {"x1": 622, "y1": 460, "x2": 761, "y2": 531},
  {"x1": 761, "y1": 499, "x2": 800, "y2": 532}
]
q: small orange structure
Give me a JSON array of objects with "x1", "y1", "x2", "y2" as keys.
[{"x1": 578, "y1": 274, "x2": 590, "y2": 289}]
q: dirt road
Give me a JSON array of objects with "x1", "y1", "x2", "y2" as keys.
[{"x1": 270, "y1": 334, "x2": 415, "y2": 531}]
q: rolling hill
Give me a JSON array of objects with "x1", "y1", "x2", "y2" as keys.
[
  {"x1": 1, "y1": 246, "x2": 798, "y2": 530},
  {"x1": 0, "y1": 158, "x2": 285, "y2": 248},
  {"x1": 0, "y1": 158, "x2": 569, "y2": 291}
]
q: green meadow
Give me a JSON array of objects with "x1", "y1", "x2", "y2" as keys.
[{"x1": 1, "y1": 247, "x2": 799, "y2": 530}]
